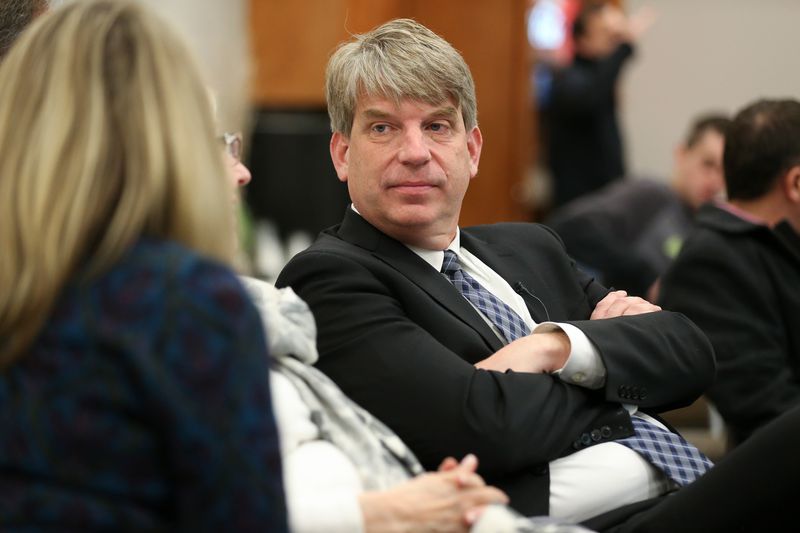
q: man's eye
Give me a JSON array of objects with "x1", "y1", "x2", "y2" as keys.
[
  {"x1": 429, "y1": 122, "x2": 449, "y2": 133},
  {"x1": 372, "y1": 124, "x2": 388, "y2": 133}
]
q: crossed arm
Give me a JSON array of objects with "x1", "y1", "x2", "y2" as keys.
[
  {"x1": 278, "y1": 245, "x2": 713, "y2": 476},
  {"x1": 476, "y1": 290, "x2": 661, "y2": 374}
]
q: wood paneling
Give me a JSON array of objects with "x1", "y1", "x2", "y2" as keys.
[
  {"x1": 249, "y1": 0, "x2": 534, "y2": 225},
  {"x1": 249, "y1": 0, "x2": 346, "y2": 106}
]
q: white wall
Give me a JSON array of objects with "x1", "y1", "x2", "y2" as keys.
[
  {"x1": 136, "y1": 0, "x2": 250, "y2": 134},
  {"x1": 623, "y1": 0, "x2": 800, "y2": 179},
  {"x1": 52, "y1": 0, "x2": 250, "y2": 133}
]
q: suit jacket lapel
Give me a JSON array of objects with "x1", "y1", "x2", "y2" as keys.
[
  {"x1": 460, "y1": 230, "x2": 551, "y2": 324},
  {"x1": 337, "y1": 209, "x2": 504, "y2": 352}
]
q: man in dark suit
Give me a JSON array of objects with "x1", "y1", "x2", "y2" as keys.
[
  {"x1": 277, "y1": 19, "x2": 799, "y2": 531},
  {"x1": 660, "y1": 99, "x2": 800, "y2": 448}
]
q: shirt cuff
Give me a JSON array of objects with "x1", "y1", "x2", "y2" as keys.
[{"x1": 533, "y1": 322, "x2": 606, "y2": 389}]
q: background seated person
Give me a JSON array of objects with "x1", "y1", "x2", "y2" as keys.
[
  {"x1": 546, "y1": 113, "x2": 730, "y2": 299},
  {"x1": 659, "y1": 98, "x2": 800, "y2": 448}
]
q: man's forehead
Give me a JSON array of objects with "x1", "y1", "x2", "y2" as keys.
[
  {"x1": 691, "y1": 130, "x2": 725, "y2": 152},
  {"x1": 354, "y1": 95, "x2": 460, "y2": 118}
]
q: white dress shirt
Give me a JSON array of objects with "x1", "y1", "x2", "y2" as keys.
[{"x1": 407, "y1": 229, "x2": 671, "y2": 522}]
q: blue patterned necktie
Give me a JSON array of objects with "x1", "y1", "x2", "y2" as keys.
[
  {"x1": 441, "y1": 250, "x2": 531, "y2": 344},
  {"x1": 620, "y1": 416, "x2": 713, "y2": 487}
]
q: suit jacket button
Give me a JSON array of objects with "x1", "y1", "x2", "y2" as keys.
[
  {"x1": 591, "y1": 429, "x2": 602, "y2": 442},
  {"x1": 573, "y1": 439, "x2": 582, "y2": 450},
  {"x1": 580, "y1": 433, "x2": 592, "y2": 446},
  {"x1": 601, "y1": 425, "x2": 612, "y2": 438}
]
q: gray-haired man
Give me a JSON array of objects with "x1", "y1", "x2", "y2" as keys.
[{"x1": 278, "y1": 19, "x2": 798, "y2": 532}]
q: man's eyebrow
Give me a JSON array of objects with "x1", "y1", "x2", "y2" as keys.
[
  {"x1": 430, "y1": 106, "x2": 459, "y2": 120},
  {"x1": 362, "y1": 108, "x2": 392, "y2": 120}
]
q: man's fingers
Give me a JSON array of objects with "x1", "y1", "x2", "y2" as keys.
[
  {"x1": 622, "y1": 302, "x2": 661, "y2": 315},
  {"x1": 591, "y1": 290, "x2": 627, "y2": 319},
  {"x1": 594, "y1": 294, "x2": 661, "y2": 319}
]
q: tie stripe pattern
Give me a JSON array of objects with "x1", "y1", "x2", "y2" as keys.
[
  {"x1": 441, "y1": 250, "x2": 531, "y2": 344},
  {"x1": 620, "y1": 416, "x2": 713, "y2": 487}
]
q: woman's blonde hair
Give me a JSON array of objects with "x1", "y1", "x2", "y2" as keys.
[{"x1": 0, "y1": 0, "x2": 234, "y2": 366}]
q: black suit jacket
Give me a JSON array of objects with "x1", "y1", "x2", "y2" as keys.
[
  {"x1": 660, "y1": 204, "x2": 800, "y2": 446},
  {"x1": 276, "y1": 209, "x2": 715, "y2": 516}
]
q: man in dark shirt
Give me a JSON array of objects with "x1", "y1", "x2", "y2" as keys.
[
  {"x1": 547, "y1": 114, "x2": 730, "y2": 298},
  {"x1": 547, "y1": 3, "x2": 653, "y2": 207},
  {"x1": 660, "y1": 99, "x2": 800, "y2": 448}
]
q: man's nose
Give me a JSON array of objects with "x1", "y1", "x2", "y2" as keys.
[{"x1": 397, "y1": 128, "x2": 431, "y2": 166}]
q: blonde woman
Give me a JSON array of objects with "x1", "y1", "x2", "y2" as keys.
[{"x1": 0, "y1": 1, "x2": 287, "y2": 530}]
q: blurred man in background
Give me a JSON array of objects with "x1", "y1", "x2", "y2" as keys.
[
  {"x1": 547, "y1": 113, "x2": 730, "y2": 299},
  {"x1": 546, "y1": 2, "x2": 654, "y2": 207},
  {"x1": 660, "y1": 99, "x2": 800, "y2": 449}
]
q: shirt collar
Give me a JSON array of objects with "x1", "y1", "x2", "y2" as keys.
[
  {"x1": 350, "y1": 203, "x2": 460, "y2": 271},
  {"x1": 406, "y1": 229, "x2": 461, "y2": 272}
]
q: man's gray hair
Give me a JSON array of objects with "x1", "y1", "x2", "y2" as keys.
[
  {"x1": 0, "y1": 0, "x2": 47, "y2": 60},
  {"x1": 325, "y1": 18, "x2": 477, "y2": 135}
]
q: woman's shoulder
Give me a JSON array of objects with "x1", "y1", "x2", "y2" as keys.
[
  {"x1": 118, "y1": 237, "x2": 241, "y2": 289},
  {"x1": 126, "y1": 238, "x2": 234, "y2": 278},
  {"x1": 86, "y1": 238, "x2": 253, "y2": 328}
]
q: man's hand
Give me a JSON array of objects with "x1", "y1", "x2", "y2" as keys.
[
  {"x1": 474, "y1": 331, "x2": 570, "y2": 373},
  {"x1": 606, "y1": 4, "x2": 657, "y2": 44},
  {"x1": 591, "y1": 290, "x2": 661, "y2": 320}
]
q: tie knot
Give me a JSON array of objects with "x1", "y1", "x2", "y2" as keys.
[{"x1": 441, "y1": 250, "x2": 461, "y2": 275}]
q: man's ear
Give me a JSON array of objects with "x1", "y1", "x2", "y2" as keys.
[
  {"x1": 467, "y1": 126, "x2": 483, "y2": 179},
  {"x1": 330, "y1": 132, "x2": 350, "y2": 183},
  {"x1": 785, "y1": 165, "x2": 800, "y2": 203}
]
